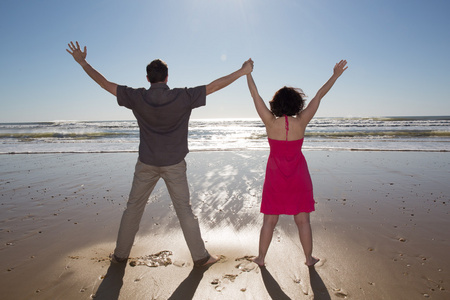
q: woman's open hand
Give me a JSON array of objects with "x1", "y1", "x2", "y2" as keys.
[{"x1": 333, "y1": 60, "x2": 348, "y2": 77}]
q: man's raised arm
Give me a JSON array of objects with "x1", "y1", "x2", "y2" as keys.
[
  {"x1": 66, "y1": 41, "x2": 118, "y2": 96},
  {"x1": 205, "y1": 59, "x2": 254, "y2": 95}
]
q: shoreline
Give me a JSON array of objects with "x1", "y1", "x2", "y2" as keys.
[
  {"x1": 1, "y1": 150, "x2": 449, "y2": 299},
  {"x1": 1, "y1": 147, "x2": 449, "y2": 156}
]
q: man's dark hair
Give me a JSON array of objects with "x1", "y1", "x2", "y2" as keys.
[
  {"x1": 269, "y1": 86, "x2": 306, "y2": 117},
  {"x1": 146, "y1": 59, "x2": 168, "y2": 83}
]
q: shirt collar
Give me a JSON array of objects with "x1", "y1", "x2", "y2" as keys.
[{"x1": 150, "y1": 83, "x2": 169, "y2": 90}]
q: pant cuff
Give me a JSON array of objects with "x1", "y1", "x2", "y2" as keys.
[{"x1": 193, "y1": 253, "x2": 211, "y2": 267}]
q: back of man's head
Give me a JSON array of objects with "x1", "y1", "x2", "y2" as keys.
[{"x1": 147, "y1": 59, "x2": 168, "y2": 83}]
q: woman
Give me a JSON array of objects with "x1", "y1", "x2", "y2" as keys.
[{"x1": 247, "y1": 59, "x2": 348, "y2": 267}]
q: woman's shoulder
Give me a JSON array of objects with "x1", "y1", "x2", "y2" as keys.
[{"x1": 295, "y1": 111, "x2": 312, "y2": 126}]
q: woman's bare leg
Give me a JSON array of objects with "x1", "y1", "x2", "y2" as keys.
[
  {"x1": 253, "y1": 214, "x2": 279, "y2": 266},
  {"x1": 294, "y1": 212, "x2": 319, "y2": 266}
]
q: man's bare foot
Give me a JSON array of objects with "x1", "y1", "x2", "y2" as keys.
[
  {"x1": 202, "y1": 254, "x2": 219, "y2": 266},
  {"x1": 305, "y1": 257, "x2": 320, "y2": 267},
  {"x1": 109, "y1": 253, "x2": 128, "y2": 264},
  {"x1": 252, "y1": 256, "x2": 265, "y2": 267}
]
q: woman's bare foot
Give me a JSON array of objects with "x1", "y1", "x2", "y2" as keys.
[
  {"x1": 305, "y1": 256, "x2": 320, "y2": 267},
  {"x1": 252, "y1": 256, "x2": 265, "y2": 267},
  {"x1": 202, "y1": 254, "x2": 220, "y2": 266}
]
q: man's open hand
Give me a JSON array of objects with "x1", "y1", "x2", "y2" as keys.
[{"x1": 66, "y1": 41, "x2": 87, "y2": 65}]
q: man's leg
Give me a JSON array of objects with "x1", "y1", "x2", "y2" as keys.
[
  {"x1": 161, "y1": 159, "x2": 211, "y2": 266},
  {"x1": 114, "y1": 159, "x2": 159, "y2": 259}
]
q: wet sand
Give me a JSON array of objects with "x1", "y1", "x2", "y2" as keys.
[{"x1": 0, "y1": 151, "x2": 449, "y2": 299}]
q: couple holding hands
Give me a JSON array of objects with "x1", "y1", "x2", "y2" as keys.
[{"x1": 67, "y1": 41, "x2": 347, "y2": 269}]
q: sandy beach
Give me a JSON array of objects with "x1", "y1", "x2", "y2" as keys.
[{"x1": 0, "y1": 150, "x2": 449, "y2": 299}]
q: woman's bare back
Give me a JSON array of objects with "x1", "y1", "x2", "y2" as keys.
[{"x1": 266, "y1": 115, "x2": 307, "y2": 141}]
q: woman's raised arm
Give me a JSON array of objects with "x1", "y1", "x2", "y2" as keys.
[
  {"x1": 247, "y1": 71, "x2": 275, "y2": 126},
  {"x1": 300, "y1": 60, "x2": 348, "y2": 125}
]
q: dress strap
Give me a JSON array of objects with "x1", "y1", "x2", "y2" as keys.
[{"x1": 284, "y1": 115, "x2": 289, "y2": 141}]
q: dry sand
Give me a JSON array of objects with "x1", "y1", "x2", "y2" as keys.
[{"x1": 0, "y1": 150, "x2": 449, "y2": 299}]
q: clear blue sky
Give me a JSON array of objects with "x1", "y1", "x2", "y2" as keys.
[{"x1": 1, "y1": 0, "x2": 449, "y2": 122}]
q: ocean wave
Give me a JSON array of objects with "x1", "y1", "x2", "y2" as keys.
[
  {"x1": 3, "y1": 130, "x2": 447, "y2": 141},
  {"x1": 1, "y1": 148, "x2": 448, "y2": 155},
  {"x1": 305, "y1": 130, "x2": 450, "y2": 138},
  {"x1": 0, "y1": 132, "x2": 129, "y2": 141},
  {"x1": 1, "y1": 117, "x2": 449, "y2": 152}
]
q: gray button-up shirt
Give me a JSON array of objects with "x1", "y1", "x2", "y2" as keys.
[{"x1": 117, "y1": 83, "x2": 206, "y2": 166}]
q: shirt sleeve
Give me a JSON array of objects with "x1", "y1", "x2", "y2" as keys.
[
  {"x1": 186, "y1": 85, "x2": 207, "y2": 109},
  {"x1": 116, "y1": 85, "x2": 144, "y2": 109}
]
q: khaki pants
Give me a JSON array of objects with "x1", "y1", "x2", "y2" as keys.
[{"x1": 113, "y1": 159, "x2": 210, "y2": 265}]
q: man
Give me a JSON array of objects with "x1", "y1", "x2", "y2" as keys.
[{"x1": 66, "y1": 41, "x2": 253, "y2": 266}]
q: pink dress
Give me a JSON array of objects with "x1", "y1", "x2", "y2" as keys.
[{"x1": 261, "y1": 116, "x2": 315, "y2": 215}]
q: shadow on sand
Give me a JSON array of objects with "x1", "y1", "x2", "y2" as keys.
[
  {"x1": 168, "y1": 265, "x2": 211, "y2": 300},
  {"x1": 259, "y1": 265, "x2": 332, "y2": 300},
  {"x1": 260, "y1": 266, "x2": 292, "y2": 300},
  {"x1": 93, "y1": 262, "x2": 126, "y2": 300},
  {"x1": 92, "y1": 262, "x2": 210, "y2": 300},
  {"x1": 309, "y1": 266, "x2": 331, "y2": 300},
  {"x1": 91, "y1": 261, "x2": 331, "y2": 299}
]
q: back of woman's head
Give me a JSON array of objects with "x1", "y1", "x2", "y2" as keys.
[{"x1": 269, "y1": 86, "x2": 306, "y2": 117}]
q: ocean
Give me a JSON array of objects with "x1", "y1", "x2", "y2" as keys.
[{"x1": 0, "y1": 116, "x2": 449, "y2": 154}]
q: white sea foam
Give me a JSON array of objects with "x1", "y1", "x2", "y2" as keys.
[{"x1": 1, "y1": 116, "x2": 449, "y2": 154}]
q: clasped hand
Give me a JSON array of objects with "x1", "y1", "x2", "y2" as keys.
[{"x1": 242, "y1": 58, "x2": 254, "y2": 74}]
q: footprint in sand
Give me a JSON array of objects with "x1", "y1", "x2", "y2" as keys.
[
  {"x1": 217, "y1": 254, "x2": 228, "y2": 263},
  {"x1": 333, "y1": 288, "x2": 348, "y2": 298},
  {"x1": 211, "y1": 274, "x2": 240, "y2": 292},
  {"x1": 129, "y1": 250, "x2": 173, "y2": 267},
  {"x1": 223, "y1": 274, "x2": 238, "y2": 282},
  {"x1": 293, "y1": 278, "x2": 309, "y2": 295},
  {"x1": 210, "y1": 256, "x2": 259, "y2": 292},
  {"x1": 311, "y1": 257, "x2": 325, "y2": 267},
  {"x1": 235, "y1": 256, "x2": 257, "y2": 272}
]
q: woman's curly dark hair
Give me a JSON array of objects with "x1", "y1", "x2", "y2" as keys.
[{"x1": 269, "y1": 86, "x2": 306, "y2": 117}]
